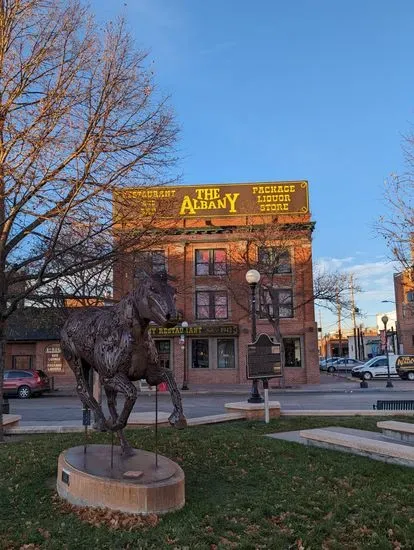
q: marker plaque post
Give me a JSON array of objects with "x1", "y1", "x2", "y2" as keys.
[
  {"x1": 247, "y1": 334, "x2": 282, "y2": 423},
  {"x1": 82, "y1": 406, "x2": 91, "y2": 454}
]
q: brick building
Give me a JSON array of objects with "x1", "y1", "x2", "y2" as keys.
[
  {"x1": 4, "y1": 307, "x2": 74, "y2": 388},
  {"x1": 114, "y1": 181, "x2": 320, "y2": 387},
  {"x1": 394, "y1": 270, "x2": 414, "y2": 354}
]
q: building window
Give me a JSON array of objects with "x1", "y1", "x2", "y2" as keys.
[
  {"x1": 217, "y1": 339, "x2": 235, "y2": 369},
  {"x1": 190, "y1": 338, "x2": 236, "y2": 369},
  {"x1": 196, "y1": 290, "x2": 228, "y2": 320},
  {"x1": 155, "y1": 340, "x2": 171, "y2": 369},
  {"x1": 191, "y1": 339, "x2": 209, "y2": 368},
  {"x1": 12, "y1": 356, "x2": 33, "y2": 370},
  {"x1": 195, "y1": 249, "x2": 227, "y2": 276},
  {"x1": 135, "y1": 250, "x2": 166, "y2": 274},
  {"x1": 260, "y1": 288, "x2": 293, "y2": 318},
  {"x1": 284, "y1": 338, "x2": 302, "y2": 367},
  {"x1": 258, "y1": 247, "x2": 291, "y2": 274}
]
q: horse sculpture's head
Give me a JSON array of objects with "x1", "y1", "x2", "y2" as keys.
[{"x1": 133, "y1": 271, "x2": 178, "y2": 327}]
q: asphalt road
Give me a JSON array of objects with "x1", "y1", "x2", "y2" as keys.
[{"x1": 8, "y1": 386, "x2": 414, "y2": 426}]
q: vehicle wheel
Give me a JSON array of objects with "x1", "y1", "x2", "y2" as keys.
[
  {"x1": 327, "y1": 366, "x2": 335, "y2": 373},
  {"x1": 17, "y1": 385, "x2": 31, "y2": 399},
  {"x1": 407, "y1": 372, "x2": 414, "y2": 381},
  {"x1": 363, "y1": 372, "x2": 372, "y2": 380}
]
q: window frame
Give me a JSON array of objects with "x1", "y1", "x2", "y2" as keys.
[
  {"x1": 12, "y1": 355, "x2": 33, "y2": 370},
  {"x1": 258, "y1": 247, "x2": 292, "y2": 275},
  {"x1": 135, "y1": 250, "x2": 167, "y2": 275},
  {"x1": 191, "y1": 338, "x2": 210, "y2": 368},
  {"x1": 217, "y1": 338, "x2": 236, "y2": 369},
  {"x1": 195, "y1": 290, "x2": 229, "y2": 320},
  {"x1": 189, "y1": 337, "x2": 237, "y2": 370},
  {"x1": 259, "y1": 288, "x2": 293, "y2": 319},
  {"x1": 283, "y1": 337, "x2": 303, "y2": 368},
  {"x1": 195, "y1": 249, "x2": 227, "y2": 276}
]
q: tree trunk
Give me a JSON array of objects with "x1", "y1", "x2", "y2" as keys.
[{"x1": 0, "y1": 319, "x2": 6, "y2": 442}]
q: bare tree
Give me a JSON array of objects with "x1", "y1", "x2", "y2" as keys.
[
  {"x1": 221, "y1": 222, "x2": 355, "y2": 378},
  {"x1": 377, "y1": 130, "x2": 414, "y2": 270},
  {"x1": 0, "y1": 0, "x2": 178, "y2": 437}
]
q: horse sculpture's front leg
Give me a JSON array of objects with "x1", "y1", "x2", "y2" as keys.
[
  {"x1": 103, "y1": 373, "x2": 138, "y2": 432},
  {"x1": 105, "y1": 387, "x2": 134, "y2": 457},
  {"x1": 163, "y1": 369, "x2": 187, "y2": 429}
]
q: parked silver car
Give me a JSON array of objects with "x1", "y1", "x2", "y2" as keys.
[{"x1": 323, "y1": 357, "x2": 364, "y2": 373}]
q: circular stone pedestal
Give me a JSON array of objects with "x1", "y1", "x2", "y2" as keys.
[{"x1": 56, "y1": 445, "x2": 185, "y2": 515}]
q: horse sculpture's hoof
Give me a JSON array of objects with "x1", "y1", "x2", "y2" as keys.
[
  {"x1": 175, "y1": 416, "x2": 187, "y2": 429},
  {"x1": 169, "y1": 413, "x2": 187, "y2": 429},
  {"x1": 121, "y1": 446, "x2": 135, "y2": 458}
]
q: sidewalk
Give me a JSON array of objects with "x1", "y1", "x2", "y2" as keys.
[{"x1": 49, "y1": 374, "x2": 414, "y2": 397}]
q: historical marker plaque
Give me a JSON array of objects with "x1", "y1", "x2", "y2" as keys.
[{"x1": 247, "y1": 333, "x2": 282, "y2": 379}]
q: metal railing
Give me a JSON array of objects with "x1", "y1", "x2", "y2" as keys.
[{"x1": 373, "y1": 400, "x2": 414, "y2": 411}]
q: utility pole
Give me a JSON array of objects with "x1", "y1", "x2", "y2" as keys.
[
  {"x1": 337, "y1": 294, "x2": 343, "y2": 358},
  {"x1": 350, "y1": 274, "x2": 359, "y2": 360},
  {"x1": 359, "y1": 324, "x2": 365, "y2": 361},
  {"x1": 318, "y1": 310, "x2": 323, "y2": 357}
]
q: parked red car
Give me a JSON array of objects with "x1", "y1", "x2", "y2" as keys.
[{"x1": 3, "y1": 369, "x2": 50, "y2": 398}]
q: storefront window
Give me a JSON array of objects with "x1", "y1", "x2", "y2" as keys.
[
  {"x1": 284, "y1": 338, "x2": 302, "y2": 367},
  {"x1": 217, "y1": 339, "x2": 235, "y2": 369},
  {"x1": 191, "y1": 339, "x2": 209, "y2": 368},
  {"x1": 155, "y1": 340, "x2": 171, "y2": 369}
]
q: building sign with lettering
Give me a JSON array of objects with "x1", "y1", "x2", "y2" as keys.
[
  {"x1": 116, "y1": 181, "x2": 309, "y2": 220},
  {"x1": 247, "y1": 334, "x2": 282, "y2": 379},
  {"x1": 149, "y1": 324, "x2": 239, "y2": 337},
  {"x1": 45, "y1": 344, "x2": 64, "y2": 373}
]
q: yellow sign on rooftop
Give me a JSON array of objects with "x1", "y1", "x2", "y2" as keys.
[{"x1": 117, "y1": 181, "x2": 309, "y2": 219}]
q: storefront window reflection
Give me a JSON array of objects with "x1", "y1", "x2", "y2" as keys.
[
  {"x1": 192, "y1": 339, "x2": 209, "y2": 368},
  {"x1": 217, "y1": 339, "x2": 235, "y2": 369},
  {"x1": 284, "y1": 338, "x2": 302, "y2": 367}
]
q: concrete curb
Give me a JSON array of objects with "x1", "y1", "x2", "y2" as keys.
[
  {"x1": 8, "y1": 409, "x2": 414, "y2": 435},
  {"x1": 47, "y1": 386, "x2": 414, "y2": 398}
]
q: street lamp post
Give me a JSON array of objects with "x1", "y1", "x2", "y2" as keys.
[
  {"x1": 181, "y1": 320, "x2": 189, "y2": 390},
  {"x1": 246, "y1": 269, "x2": 264, "y2": 404},
  {"x1": 381, "y1": 314, "x2": 393, "y2": 388},
  {"x1": 382, "y1": 300, "x2": 399, "y2": 354}
]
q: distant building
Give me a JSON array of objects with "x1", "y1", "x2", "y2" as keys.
[{"x1": 394, "y1": 270, "x2": 414, "y2": 354}]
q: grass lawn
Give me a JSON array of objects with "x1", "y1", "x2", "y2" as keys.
[{"x1": 1, "y1": 416, "x2": 414, "y2": 549}]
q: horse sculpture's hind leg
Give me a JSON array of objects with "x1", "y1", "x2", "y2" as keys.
[
  {"x1": 61, "y1": 343, "x2": 108, "y2": 431},
  {"x1": 105, "y1": 387, "x2": 134, "y2": 457},
  {"x1": 163, "y1": 369, "x2": 187, "y2": 429}
]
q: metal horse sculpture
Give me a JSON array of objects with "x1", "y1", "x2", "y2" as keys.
[{"x1": 61, "y1": 271, "x2": 187, "y2": 456}]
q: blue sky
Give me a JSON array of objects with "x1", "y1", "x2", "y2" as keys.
[{"x1": 92, "y1": 0, "x2": 414, "y2": 334}]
